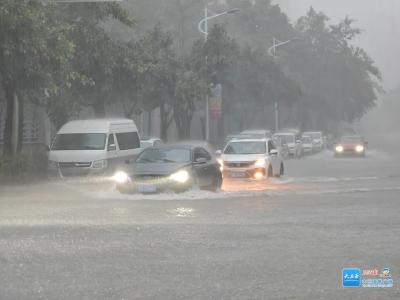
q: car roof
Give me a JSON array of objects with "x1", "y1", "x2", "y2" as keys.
[
  {"x1": 141, "y1": 137, "x2": 161, "y2": 141},
  {"x1": 341, "y1": 135, "x2": 363, "y2": 140},
  {"x1": 241, "y1": 129, "x2": 271, "y2": 134},
  {"x1": 274, "y1": 132, "x2": 295, "y2": 136},
  {"x1": 58, "y1": 119, "x2": 136, "y2": 134},
  {"x1": 144, "y1": 144, "x2": 194, "y2": 150},
  {"x1": 228, "y1": 138, "x2": 268, "y2": 142}
]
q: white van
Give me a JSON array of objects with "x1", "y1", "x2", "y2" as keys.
[{"x1": 48, "y1": 119, "x2": 141, "y2": 176}]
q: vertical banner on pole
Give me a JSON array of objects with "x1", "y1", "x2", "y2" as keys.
[{"x1": 209, "y1": 83, "x2": 222, "y2": 118}]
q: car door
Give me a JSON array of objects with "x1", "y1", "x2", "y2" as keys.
[
  {"x1": 192, "y1": 147, "x2": 213, "y2": 187},
  {"x1": 106, "y1": 133, "x2": 118, "y2": 171}
]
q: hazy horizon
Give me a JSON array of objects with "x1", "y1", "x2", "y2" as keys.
[{"x1": 274, "y1": 0, "x2": 400, "y2": 91}]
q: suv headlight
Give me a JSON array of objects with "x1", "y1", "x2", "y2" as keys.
[
  {"x1": 170, "y1": 170, "x2": 190, "y2": 183},
  {"x1": 92, "y1": 159, "x2": 107, "y2": 169},
  {"x1": 254, "y1": 158, "x2": 266, "y2": 167}
]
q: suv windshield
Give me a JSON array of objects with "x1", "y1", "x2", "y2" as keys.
[
  {"x1": 341, "y1": 136, "x2": 363, "y2": 144},
  {"x1": 224, "y1": 141, "x2": 266, "y2": 155},
  {"x1": 136, "y1": 148, "x2": 191, "y2": 163},
  {"x1": 52, "y1": 133, "x2": 106, "y2": 150}
]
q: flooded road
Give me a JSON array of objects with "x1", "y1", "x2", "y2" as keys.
[{"x1": 1, "y1": 149, "x2": 400, "y2": 299}]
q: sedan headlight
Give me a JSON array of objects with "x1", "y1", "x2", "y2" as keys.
[
  {"x1": 335, "y1": 145, "x2": 344, "y2": 153},
  {"x1": 254, "y1": 158, "x2": 266, "y2": 167},
  {"x1": 170, "y1": 170, "x2": 190, "y2": 183},
  {"x1": 113, "y1": 171, "x2": 130, "y2": 183},
  {"x1": 92, "y1": 159, "x2": 108, "y2": 169},
  {"x1": 355, "y1": 145, "x2": 364, "y2": 152}
]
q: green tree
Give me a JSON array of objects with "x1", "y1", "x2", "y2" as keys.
[
  {"x1": 60, "y1": 2, "x2": 134, "y2": 117},
  {"x1": 0, "y1": 0, "x2": 74, "y2": 156}
]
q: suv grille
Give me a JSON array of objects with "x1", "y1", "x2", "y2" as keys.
[
  {"x1": 225, "y1": 161, "x2": 255, "y2": 168},
  {"x1": 59, "y1": 162, "x2": 91, "y2": 168}
]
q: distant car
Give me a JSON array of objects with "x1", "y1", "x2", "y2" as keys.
[
  {"x1": 223, "y1": 133, "x2": 258, "y2": 147},
  {"x1": 219, "y1": 138, "x2": 284, "y2": 180},
  {"x1": 301, "y1": 136, "x2": 313, "y2": 154},
  {"x1": 302, "y1": 131, "x2": 324, "y2": 151},
  {"x1": 272, "y1": 135, "x2": 290, "y2": 159},
  {"x1": 273, "y1": 132, "x2": 303, "y2": 158},
  {"x1": 140, "y1": 137, "x2": 163, "y2": 149},
  {"x1": 113, "y1": 145, "x2": 222, "y2": 194},
  {"x1": 334, "y1": 135, "x2": 367, "y2": 157},
  {"x1": 240, "y1": 129, "x2": 273, "y2": 139}
]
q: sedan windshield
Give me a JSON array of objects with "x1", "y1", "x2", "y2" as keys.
[
  {"x1": 52, "y1": 133, "x2": 106, "y2": 150},
  {"x1": 224, "y1": 141, "x2": 266, "y2": 155},
  {"x1": 136, "y1": 148, "x2": 191, "y2": 163}
]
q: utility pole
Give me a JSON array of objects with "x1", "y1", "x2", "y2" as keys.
[
  {"x1": 268, "y1": 37, "x2": 300, "y2": 132},
  {"x1": 198, "y1": 6, "x2": 239, "y2": 141}
]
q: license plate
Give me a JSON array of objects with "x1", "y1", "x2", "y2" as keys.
[
  {"x1": 230, "y1": 171, "x2": 246, "y2": 178},
  {"x1": 138, "y1": 184, "x2": 157, "y2": 193}
]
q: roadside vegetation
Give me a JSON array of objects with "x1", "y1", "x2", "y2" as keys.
[{"x1": 0, "y1": 0, "x2": 382, "y2": 178}]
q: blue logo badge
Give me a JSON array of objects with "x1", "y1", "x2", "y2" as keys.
[{"x1": 342, "y1": 268, "x2": 361, "y2": 287}]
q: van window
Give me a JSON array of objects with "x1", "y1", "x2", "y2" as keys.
[{"x1": 115, "y1": 132, "x2": 140, "y2": 150}]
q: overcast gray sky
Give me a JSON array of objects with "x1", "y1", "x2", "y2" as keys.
[{"x1": 274, "y1": 0, "x2": 400, "y2": 90}]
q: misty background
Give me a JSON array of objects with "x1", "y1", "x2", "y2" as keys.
[{"x1": 276, "y1": 0, "x2": 400, "y2": 148}]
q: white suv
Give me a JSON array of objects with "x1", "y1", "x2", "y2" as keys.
[
  {"x1": 273, "y1": 132, "x2": 303, "y2": 158},
  {"x1": 219, "y1": 139, "x2": 284, "y2": 180}
]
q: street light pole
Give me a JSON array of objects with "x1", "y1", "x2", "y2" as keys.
[
  {"x1": 198, "y1": 6, "x2": 239, "y2": 141},
  {"x1": 268, "y1": 37, "x2": 300, "y2": 132}
]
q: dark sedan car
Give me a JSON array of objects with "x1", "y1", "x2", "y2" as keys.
[{"x1": 113, "y1": 145, "x2": 222, "y2": 193}]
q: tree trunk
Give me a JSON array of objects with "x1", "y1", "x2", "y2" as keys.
[
  {"x1": 160, "y1": 103, "x2": 168, "y2": 141},
  {"x1": 176, "y1": 114, "x2": 192, "y2": 140},
  {"x1": 16, "y1": 96, "x2": 24, "y2": 154},
  {"x1": 3, "y1": 82, "x2": 18, "y2": 157}
]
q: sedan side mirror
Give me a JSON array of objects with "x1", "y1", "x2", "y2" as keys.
[
  {"x1": 215, "y1": 150, "x2": 222, "y2": 156},
  {"x1": 270, "y1": 149, "x2": 278, "y2": 155},
  {"x1": 195, "y1": 157, "x2": 207, "y2": 164},
  {"x1": 108, "y1": 144, "x2": 116, "y2": 151}
]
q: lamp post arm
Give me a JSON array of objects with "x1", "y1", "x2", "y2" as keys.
[{"x1": 198, "y1": 11, "x2": 230, "y2": 36}]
